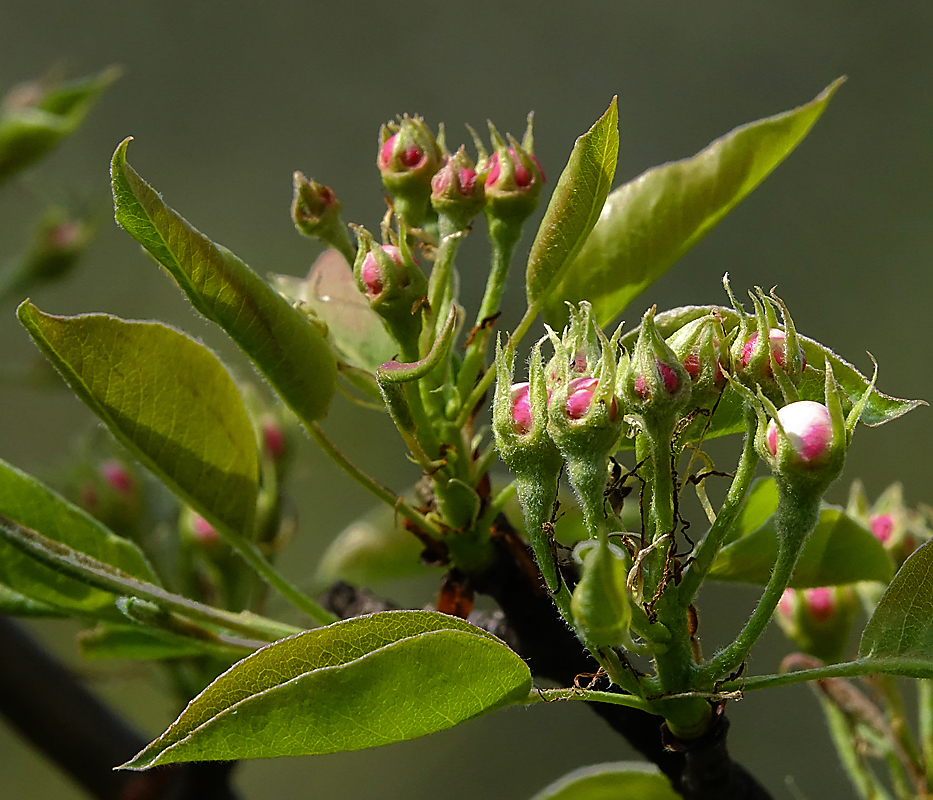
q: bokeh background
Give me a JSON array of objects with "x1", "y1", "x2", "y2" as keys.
[{"x1": 1, "y1": 2, "x2": 931, "y2": 798}]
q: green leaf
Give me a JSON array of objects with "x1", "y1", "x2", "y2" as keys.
[
  {"x1": 614, "y1": 305, "x2": 921, "y2": 451},
  {"x1": 722, "y1": 477, "x2": 780, "y2": 547},
  {"x1": 314, "y1": 503, "x2": 434, "y2": 589},
  {"x1": 859, "y1": 539, "x2": 933, "y2": 676},
  {"x1": 122, "y1": 610, "x2": 532, "y2": 769},
  {"x1": 111, "y1": 138, "x2": 337, "y2": 422},
  {"x1": 0, "y1": 456, "x2": 158, "y2": 617},
  {"x1": 272, "y1": 249, "x2": 396, "y2": 375},
  {"x1": 547, "y1": 80, "x2": 844, "y2": 328},
  {"x1": 709, "y1": 504, "x2": 893, "y2": 587},
  {"x1": 17, "y1": 304, "x2": 259, "y2": 537},
  {"x1": 0, "y1": 67, "x2": 119, "y2": 184},
  {"x1": 530, "y1": 763, "x2": 680, "y2": 800},
  {"x1": 526, "y1": 98, "x2": 618, "y2": 309},
  {"x1": 78, "y1": 623, "x2": 237, "y2": 661},
  {"x1": 0, "y1": 514, "x2": 300, "y2": 642},
  {"x1": 0, "y1": 581, "x2": 65, "y2": 618}
]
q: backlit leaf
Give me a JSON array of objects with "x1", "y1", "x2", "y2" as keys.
[
  {"x1": 526, "y1": 98, "x2": 618, "y2": 308},
  {"x1": 18, "y1": 304, "x2": 259, "y2": 537},
  {"x1": 547, "y1": 80, "x2": 843, "y2": 328},
  {"x1": 709, "y1": 504, "x2": 893, "y2": 587},
  {"x1": 112, "y1": 139, "x2": 337, "y2": 422},
  {"x1": 530, "y1": 762, "x2": 680, "y2": 800},
  {"x1": 859, "y1": 540, "x2": 933, "y2": 677},
  {"x1": 122, "y1": 610, "x2": 532, "y2": 768},
  {"x1": 0, "y1": 456, "x2": 157, "y2": 617}
]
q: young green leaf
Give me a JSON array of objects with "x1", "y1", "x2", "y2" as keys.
[
  {"x1": 526, "y1": 98, "x2": 618, "y2": 310},
  {"x1": 529, "y1": 762, "x2": 680, "y2": 800},
  {"x1": 17, "y1": 304, "x2": 259, "y2": 538},
  {"x1": 0, "y1": 67, "x2": 119, "y2": 185},
  {"x1": 721, "y1": 477, "x2": 780, "y2": 547},
  {"x1": 0, "y1": 456, "x2": 158, "y2": 617},
  {"x1": 859, "y1": 539, "x2": 933, "y2": 677},
  {"x1": 111, "y1": 138, "x2": 337, "y2": 423},
  {"x1": 272, "y1": 249, "x2": 396, "y2": 375},
  {"x1": 314, "y1": 503, "x2": 434, "y2": 589},
  {"x1": 709, "y1": 505, "x2": 893, "y2": 587},
  {"x1": 0, "y1": 582, "x2": 65, "y2": 618},
  {"x1": 547, "y1": 80, "x2": 844, "y2": 327},
  {"x1": 121, "y1": 611, "x2": 532, "y2": 769}
]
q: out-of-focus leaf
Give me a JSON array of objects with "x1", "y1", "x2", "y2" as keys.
[
  {"x1": 0, "y1": 514, "x2": 299, "y2": 643},
  {"x1": 314, "y1": 503, "x2": 434, "y2": 589},
  {"x1": 526, "y1": 98, "x2": 618, "y2": 308},
  {"x1": 709, "y1": 505, "x2": 893, "y2": 587},
  {"x1": 0, "y1": 66, "x2": 119, "y2": 184},
  {"x1": 78, "y1": 623, "x2": 241, "y2": 661},
  {"x1": 0, "y1": 456, "x2": 157, "y2": 617},
  {"x1": 529, "y1": 762, "x2": 680, "y2": 800},
  {"x1": 112, "y1": 138, "x2": 337, "y2": 422},
  {"x1": 121, "y1": 611, "x2": 532, "y2": 769},
  {"x1": 721, "y1": 478, "x2": 780, "y2": 547},
  {"x1": 547, "y1": 80, "x2": 844, "y2": 328},
  {"x1": 614, "y1": 304, "x2": 921, "y2": 451},
  {"x1": 272, "y1": 249, "x2": 395, "y2": 374},
  {"x1": 859, "y1": 540, "x2": 933, "y2": 677},
  {"x1": 18, "y1": 304, "x2": 259, "y2": 537},
  {"x1": 0, "y1": 581, "x2": 65, "y2": 618}
]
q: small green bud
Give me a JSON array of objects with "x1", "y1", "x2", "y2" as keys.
[{"x1": 571, "y1": 537, "x2": 633, "y2": 647}]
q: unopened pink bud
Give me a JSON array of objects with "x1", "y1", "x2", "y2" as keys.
[
  {"x1": 777, "y1": 588, "x2": 795, "y2": 618},
  {"x1": 100, "y1": 460, "x2": 134, "y2": 495},
  {"x1": 192, "y1": 514, "x2": 220, "y2": 544},
  {"x1": 486, "y1": 149, "x2": 545, "y2": 190},
  {"x1": 510, "y1": 382, "x2": 533, "y2": 434},
  {"x1": 634, "y1": 363, "x2": 679, "y2": 399},
  {"x1": 803, "y1": 587, "x2": 835, "y2": 622},
  {"x1": 742, "y1": 329, "x2": 806, "y2": 374},
  {"x1": 767, "y1": 401, "x2": 834, "y2": 464},
  {"x1": 379, "y1": 133, "x2": 424, "y2": 171},
  {"x1": 565, "y1": 377, "x2": 598, "y2": 419},
  {"x1": 262, "y1": 420, "x2": 287, "y2": 461},
  {"x1": 870, "y1": 513, "x2": 895, "y2": 544},
  {"x1": 360, "y1": 245, "x2": 404, "y2": 298}
]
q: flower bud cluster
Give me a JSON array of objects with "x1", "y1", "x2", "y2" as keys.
[
  {"x1": 666, "y1": 313, "x2": 730, "y2": 407},
  {"x1": 847, "y1": 480, "x2": 931, "y2": 570},
  {"x1": 726, "y1": 283, "x2": 806, "y2": 406},
  {"x1": 775, "y1": 585, "x2": 857, "y2": 663}
]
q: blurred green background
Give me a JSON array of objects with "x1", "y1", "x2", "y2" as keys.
[{"x1": 1, "y1": 2, "x2": 931, "y2": 798}]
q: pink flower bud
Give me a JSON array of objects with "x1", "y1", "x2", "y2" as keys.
[
  {"x1": 360, "y1": 245, "x2": 404, "y2": 298},
  {"x1": 431, "y1": 163, "x2": 478, "y2": 197},
  {"x1": 634, "y1": 362, "x2": 679, "y2": 399},
  {"x1": 100, "y1": 460, "x2": 134, "y2": 496},
  {"x1": 803, "y1": 587, "x2": 835, "y2": 622},
  {"x1": 777, "y1": 588, "x2": 795, "y2": 619},
  {"x1": 742, "y1": 329, "x2": 806, "y2": 375},
  {"x1": 510, "y1": 382, "x2": 532, "y2": 434},
  {"x1": 192, "y1": 514, "x2": 220, "y2": 544},
  {"x1": 261, "y1": 419, "x2": 287, "y2": 462},
  {"x1": 486, "y1": 149, "x2": 545, "y2": 190},
  {"x1": 565, "y1": 377, "x2": 617, "y2": 421},
  {"x1": 379, "y1": 133, "x2": 425, "y2": 171},
  {"x1": 870, "y1": 513, "x2": 895, "y2": 544},
  {"x1": 766, "y1": 401, "x2": 834, "y2": 465}
]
